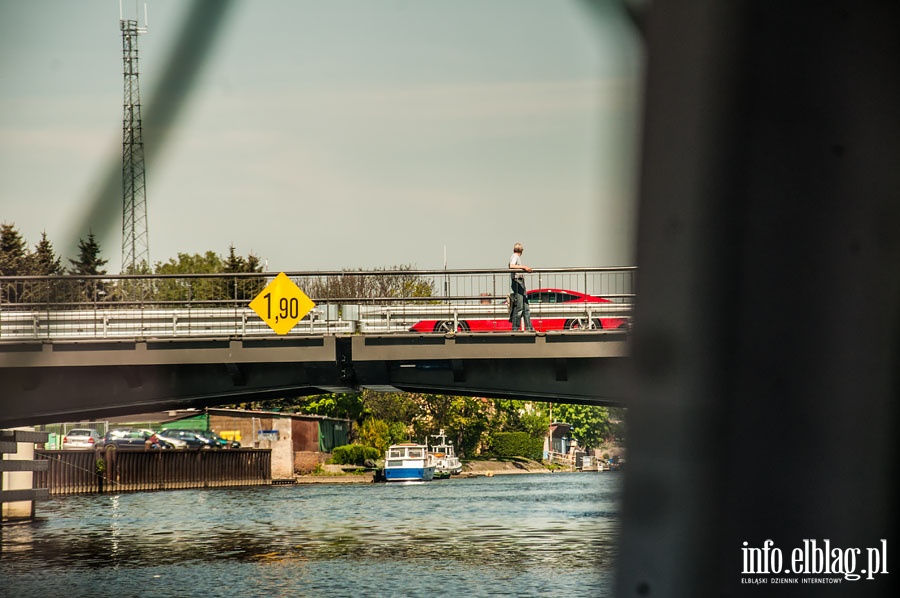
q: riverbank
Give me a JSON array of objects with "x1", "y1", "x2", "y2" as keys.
[
  {"x1": 292, "y1": 457, "x2": 552, "y2": 484},
  {"x1": 460, "y1": 457, "x2": 550, "y2": 476}
]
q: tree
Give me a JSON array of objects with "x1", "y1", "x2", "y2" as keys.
[
  {"x1": 357, "y1": 417, "x2": 406, "y2": 455},
  {"x1": 491, "y1": 399, "x2": 551, "y2": 438},
  {"x1": 0, "y1": 223, "x2": 29, "y2": 276},
  {"x1": 363, "y1": 390, "x2": 421, "y2": 425},
  {"x1": 553, "y1": 403, "x2": 613, "y2": 450},
  {"x1": 223, "y1": 244, "x2": 265, "y2": 301},
  {"x1": 369, "y1": 264, "x2": 436, "y2": 299},
  {"x1": 22, "y1": 232, "x2": 65, "y2": 304},
  {"x1": 67, "y1": 232, "x2": 109, "y2": 302},
  {"x1": 223, "y1": 244, "x2": 246, "y2": 273},
  {"x1": 296, "y1": 393, "x2": 366, "y2": 422},
  {"x1": 68, "y1": 232, "x2": 108, "y2": 276},
  {"x1": 306, "y1": 264, "x2": 435, "y2": 302},
  {"x1": 30, "y1": 232, "x2": 63, "y2": 276},
  {"x1": 445, "y1": 396, "x2": 492, "y2": 458},
  {"x1": 154, "y1": 251, "x2": 226, "y2": 303},
  {"x1": 155, "y1": 252, "x2": 224, "y2": 275},
  {"x1": 0, "y1": 223, "x2": 29, "y2": 302},
  {"x1": 149, "y1": 246, "x2": 264, "y2": 305}
]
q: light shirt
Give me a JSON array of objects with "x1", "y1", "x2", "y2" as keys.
[{"x1": 510, "y1": 253, "x2": 524, "y2": 282}]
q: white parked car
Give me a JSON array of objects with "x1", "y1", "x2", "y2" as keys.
[{"x1": 62, "y1": 428, "x2": 102, "y2": 450}]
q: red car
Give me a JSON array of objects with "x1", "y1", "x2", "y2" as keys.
[{"x1": 408, "y1": 288, "x2": 629, "y2": 333}]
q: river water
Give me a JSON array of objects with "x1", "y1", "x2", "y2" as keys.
[{"x1": 2, "y1": 472, "x2": 621, "y2": 597}]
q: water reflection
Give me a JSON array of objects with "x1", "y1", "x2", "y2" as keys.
[{"x1": 3, "y1": 473, "x2": 621, "y2": 595}]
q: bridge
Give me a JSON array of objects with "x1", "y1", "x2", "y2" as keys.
[{"x1": 0, "y1": 267, "x2": 634, "y2": 427}]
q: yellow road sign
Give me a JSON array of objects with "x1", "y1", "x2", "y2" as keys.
[{"x1": 249, "y1": 272, "x2": 316, "y2": 335}]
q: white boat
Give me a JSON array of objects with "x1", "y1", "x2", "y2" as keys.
[
  {"x1": 429, "y1": 429, "x2": 463, "y2": 477},
  {"x1": 383, "y1": 442, "x2": 436, "y2": 482}
]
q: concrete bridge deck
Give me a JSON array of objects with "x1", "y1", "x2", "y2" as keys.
[{"x1": 0, "y1": 331, "x2": 629, "y2": 428}]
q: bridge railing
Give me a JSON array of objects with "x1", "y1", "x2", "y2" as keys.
[{"x1": 0, "y1": 267, "x2": 635, "y2": 340}]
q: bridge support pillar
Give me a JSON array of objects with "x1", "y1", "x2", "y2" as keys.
[{"x1": 1, "y1": 428, "x2": 50, "y2": 522}]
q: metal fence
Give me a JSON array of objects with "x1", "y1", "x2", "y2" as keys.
[
  {"x1": 34, "y1": 449, "x2": 272, "y2": 495},
  {"x1": 0, "y1": 267, "x2": 636, "y2": 339}
]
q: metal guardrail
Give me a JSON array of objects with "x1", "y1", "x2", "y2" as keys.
[
  {"x1": 0, "y1": 307, "x2": 353, "y2": 339},
  {"x1": 0, "y1": 267, "x2": 636, "y2": 340},
  {"x1": 0, "y1": 303, "x2": 631, "y2": 339},
  {"x1": 34, "y1": 449, "x2": 272, "y2": 495}
]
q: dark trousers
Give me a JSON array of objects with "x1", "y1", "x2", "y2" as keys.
[{"x1": 510, "y1": 280, "x2": 534, "y2": 331}]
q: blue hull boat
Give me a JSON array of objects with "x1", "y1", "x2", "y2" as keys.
[{"x1": 384, "y1": 443, "x2": 436, "y2": 482}]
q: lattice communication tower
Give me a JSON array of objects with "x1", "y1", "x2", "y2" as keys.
[{"x1": 120, "y1": 15, "x2": 149, "y2": 272}]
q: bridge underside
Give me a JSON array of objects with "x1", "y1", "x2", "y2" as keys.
[{"x1": 0, "y1": 333, "x2": 629, "y2": 427}]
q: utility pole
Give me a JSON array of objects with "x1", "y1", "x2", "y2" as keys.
[{"x1": 120, "y1": 3, "x2": 149, "y2": 273}]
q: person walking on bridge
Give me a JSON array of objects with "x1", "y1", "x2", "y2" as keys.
[{"x1": 509, "y1": 242, "x2": 535, "y2": 332}]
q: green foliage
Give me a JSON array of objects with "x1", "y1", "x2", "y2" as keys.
[
  {"x1": 67, "y1": 232, "x2": 109, "y2": 302},
  {"x1": 31, "y1": 232, "x2": 64, "y2": 276},
  {"x1": 363, "y1": 390, "x2": 419, "y2": 425},
  {"x1": 0, "y1": 223, "x2": 29, "y2": 303},
  {"x1": 296, "y1": 393, "x2": 365, "y2": 421},
  {"x1": 553, "y1": 403, "x2": 612, "y2": 449},
  {"x1": 491, "y1": 399, "x2": 550, "y2": 437},
  {"x1": 155, "y1": 251, "x2": 224, "y2": 274},
  {"x1": 222, "y1": 244, "x2": 265, "y2": 301},
  {"x1": 331, "y1": 444, "x2": 381, "y2": 465},
  {"x1": 357, "y1": 418, "x2": 392, "y2": 454},
  {"x1": 154, "y1": 251, "x2": 226, "y2": 302},
  {"x1": 68, "y1": 232, "x2": 108, "y2": 276},
  {"x1": 447, "y1": 396, "x2": 491, "y2": 458},
  {"x1": 0, "y1": 222, "x2": 28, "y2": 277},
  {"x1": 150, "y1": 246, "x2": 264, "y2": 304},
  {"x1": 488, "y1": 431, "x2": 543, "y2": 460},
  {"x1": 227, "y1": 397, "x2": 297, "y2": 412}
]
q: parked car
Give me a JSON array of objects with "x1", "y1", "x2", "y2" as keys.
[
  {"x1": 103, "y1": 428, "x2": 162, "y2": 450},
  {"x1": 62, "y1": 428, "x2": 102, "y2": 450},
  {"x1": 157, "y1": 429, "x2": 216, "y2": 449},
  {"x1": 148, "y1": 430, "x2": 188, "y2": 449},
  {"x1": 188, "y1": 429, "x2": 241, "y2": 449},
  {"x1": 408, "y1": 288, "x2": 630, "y2": 333}
]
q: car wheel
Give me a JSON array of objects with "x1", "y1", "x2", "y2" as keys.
[
  {"x1": 566, "y1": 318, "x2": 601, "y2": 330},
  {"x1": 434, "y1": 320, "x2": 470, "y2": 333}
]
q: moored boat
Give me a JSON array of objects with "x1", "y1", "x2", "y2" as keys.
[
  {"x1": 429, "y1": 429, "x2": 463, "y2": 477},
  {"x1": 384, "y1": 442, "x2": 436, "y2": 482}
]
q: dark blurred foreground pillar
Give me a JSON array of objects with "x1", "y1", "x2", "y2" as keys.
[{"x1": 616, "y1": 2, "x2": 899, "y2": 596}]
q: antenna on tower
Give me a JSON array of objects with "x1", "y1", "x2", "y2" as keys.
[{"x1": 119, "y1": 1, "x2": 150, "y2": 274}]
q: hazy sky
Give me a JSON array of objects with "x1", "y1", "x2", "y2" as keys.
[{"x1": 1, "y1": 0, "x2": 642, "y2": 273}]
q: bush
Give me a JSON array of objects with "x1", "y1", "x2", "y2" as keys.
[
  {"x1": 488, "y1": 432, "x2": 543, "y2": 461},
  {"x1": 331, "y1": 444, "x2": 381, "y2": 465}
]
